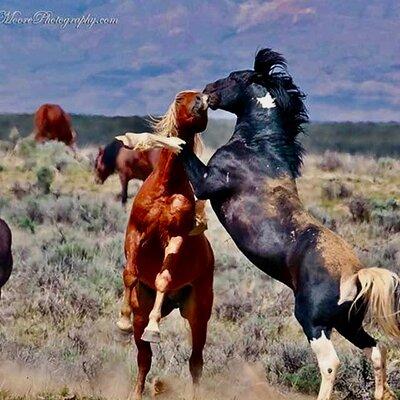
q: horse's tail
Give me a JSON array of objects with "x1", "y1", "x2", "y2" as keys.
[{"x1": 352, "y1": 267, "x2": 400, "y2": 338}]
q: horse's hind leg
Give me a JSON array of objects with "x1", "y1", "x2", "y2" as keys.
[
  {"x1": 141, "y1": 236, "x2": 183, "y2": 343},
  {"x1": 335, "y1": 319, "x2": 396, "y2": 400},
  {"x1": 117, "y1": 231, "x2": 141, "y2": 332},
  {"x1": 365, "y1": 345, "x2": 396, "y2": 400},
  {"x1": 131, "y1": 284, "x2": 155, "y2": 400},
  {"x1": 181, "y1": 274, "x2": 213, "y2": 400}
]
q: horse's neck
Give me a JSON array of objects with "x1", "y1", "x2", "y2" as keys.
[
  {"x1": 154, "y1": 135, "x2": 194, "y2": 188},
  {"x1": 156, "y1": 150, "x2": 184, "y2": 182},
  {"x1": 230, "y1": 110, "x2": 300, "y2": 179}
]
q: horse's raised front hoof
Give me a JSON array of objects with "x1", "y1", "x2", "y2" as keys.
[
  {"x1": 151, "y1": 378, "x2": 168, "y2": 397},
  {"x1": 141, "y1": 328, "x2": 161, "y2": 343},
  {"x1": 116, "y1": 316, "x2": 133, "y2": 332}
]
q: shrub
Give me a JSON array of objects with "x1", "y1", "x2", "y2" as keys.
[
  {"x1": 318, "y1": 151, "x2": 343, "y2": 171},
  {"x1": 17, "y1": 216, "x2": 36, "y2": 233},
  {"x1": 9, "y1": 126, "x2": 20, "y2": 145},
  {"x1": 283, "y1": 364, "x2": 320, "y2": 394},
  {"x1": 11, "y1": 181, "x2": 31, "y2": 200},
  {"x1": 349, "y1": 197, "x2": 371, "y2": 222},
  {"x1": 371, "y1": 210, "x2": 400, "y2": 233},
  {"x1": 370, "y1": 199, "x2": 400, "y2": 233},
  {"x1": 36, "y1": 166, "x2": 54, "y2": 194},
  {"x1": 321, "y1": 180, "x2": 352, "y2": 200},
  {"x1": 215, "y1": 289, "x2": 253, "y2": 322},
  {"x1": 308, "y1": 205, "x2": 337, "y2": 231}
]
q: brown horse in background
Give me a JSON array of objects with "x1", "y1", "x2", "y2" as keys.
[
  {"x1": 94, "y1": 139, "x2": 160, "y2": 204},
  {"x1": 34, "y1": 104, "x2": 77, "y2": 148},
  {"x1": 117, "y1": 91, "x2": 214, "y2": 400}
]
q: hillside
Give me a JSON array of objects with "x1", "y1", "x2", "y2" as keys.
[{"x1": 0, "y1": 114, "x2": 399, "y2": 157}]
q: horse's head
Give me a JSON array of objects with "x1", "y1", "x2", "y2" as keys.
[
  {"x1": 152, "y1": 91, "x2": 208, "y2": 152},
  {"x1": 204, "y1": 48, "x2": 308, "y2": 177},
  {"x1": 94, "y1": 146, "x2": 109, "y2": 184},
  {"x1": 203, "y1": 48, "x2": 290, "y2": 116},
  {"x1": 175, "y1": 91, "x2": 209, "y2": 133}
]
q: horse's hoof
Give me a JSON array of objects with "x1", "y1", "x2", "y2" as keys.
[
  {"x1": 151, "y1": 378, "x2": 168, "y2": 397},
  {"x1": 141, "y1": 328, "x2": 161, "y2": 343},
  {"x1": 116, "y1": 317, "x2": 132, "y2": 332}
]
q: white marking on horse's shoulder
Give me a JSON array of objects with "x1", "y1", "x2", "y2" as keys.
[
  {"x1": 256, "y1": 92, "x2": 276, "y2": 109},
  {"x1": 203, "y1": 172, "x2": 208, "y2": 178}
]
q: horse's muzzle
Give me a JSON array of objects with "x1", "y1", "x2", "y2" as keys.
[{"x1": 204, "y1": 92, "x2": 219, "y2": 110}]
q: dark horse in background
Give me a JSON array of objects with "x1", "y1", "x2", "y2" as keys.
[
  {"x1": 157, "y1": 49, "x2": 399, "y2": 400},
  {"x1": 34, "y1": 104, "x2": 77, "y2": 149},
  {"x1": 94, "y1": 139, "x2": 160, "y2": 205},
  {"x1": 0, "y1": 218, "x2": 13, "y2": 299}
]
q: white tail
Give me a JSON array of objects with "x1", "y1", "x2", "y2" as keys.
[{"x1": 352, "y1": 267, "x2": 400, "y2": 338}]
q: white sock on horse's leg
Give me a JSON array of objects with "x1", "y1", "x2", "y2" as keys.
[
  {"x1": 310, "y1": 331, "x2": 340, "y2": 400},
  {"x1": 363, "y1": 345, "x2": 395, "y2": 400}
]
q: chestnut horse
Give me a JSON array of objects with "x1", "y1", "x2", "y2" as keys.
[
  {"x1": 117, "y1": 92, "x2": 214, "y2": 400},
  {"x1": 94, "y1": 139, "x2": 160, "y2": 204},
  {"x1": 0, "y1": 218, "x2": 12, "y2": 299},
  {"x1": 34, "y1": 104, "x2": 77, "y2": 148}
]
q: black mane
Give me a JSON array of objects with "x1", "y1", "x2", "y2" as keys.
[
  {"x1": 253, "y1": 48, "x2": 309, "y2": 177},
  {"x1": 102, "y1": 139, "x2": 123, "y2": 172}
]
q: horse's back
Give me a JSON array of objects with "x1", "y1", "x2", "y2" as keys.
[
  {"x1": 34, "y1": 103, "x2": 74, "y2": 145},
  {"x1": 117, "y1": 147, "x2": 157, "y2": 181}
]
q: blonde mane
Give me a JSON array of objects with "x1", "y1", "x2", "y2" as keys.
[{"x1": 151, "y1": 91, "x2": 204, "y2": 155}]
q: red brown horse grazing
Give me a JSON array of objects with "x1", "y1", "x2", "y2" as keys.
[
  {"x1": 117, "y1": 91, "x2": 214, "y2": 400},
  {"x1": 94, "y1": 140, "x2": 160, "y2": 204},
  {"x1": 34, "y1": 104, "x2": 77, "y2": 148}
]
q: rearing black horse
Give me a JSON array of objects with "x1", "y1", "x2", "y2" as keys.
[{"x1": 165, "y1": 49, "x2": 399, "y2": 400}]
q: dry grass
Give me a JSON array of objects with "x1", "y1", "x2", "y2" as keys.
[{"x1": 0, "y1": 142, "x2": 399, "y2": 400}]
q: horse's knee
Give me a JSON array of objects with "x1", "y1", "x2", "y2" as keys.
[
  {"x1": 155, "y1": 270, "x2": 171, "y2": 292},
  {"x1": 165, "y1": 236, "x2": 183, "y2": 255}
]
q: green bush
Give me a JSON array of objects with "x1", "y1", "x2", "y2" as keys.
[
  {"x1": 283, "y1": 364, "x2": 320, "y2": 394},
  {"x1": 36, "y1": 166, "x2": 54, "y2": 194}
]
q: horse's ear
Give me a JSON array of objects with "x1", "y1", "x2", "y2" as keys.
[{"x1": 254, "y1": 48, "x2": 287, "y2": 75}]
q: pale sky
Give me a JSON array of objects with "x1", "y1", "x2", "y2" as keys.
[{"x1": 0, "y1": 0, "x2": 399, "y2": 121}]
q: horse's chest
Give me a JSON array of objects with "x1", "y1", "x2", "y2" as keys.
[{"x1": 213, "y1": 193, "x2": 286, "y2": 258}]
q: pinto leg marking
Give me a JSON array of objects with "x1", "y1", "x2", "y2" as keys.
[
  {"x1": 310, "y1": 331, "x2": 340, "y2": 400},
  {"x1": 364, "y1": 345, "x2": 396, "y2": 400}
]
